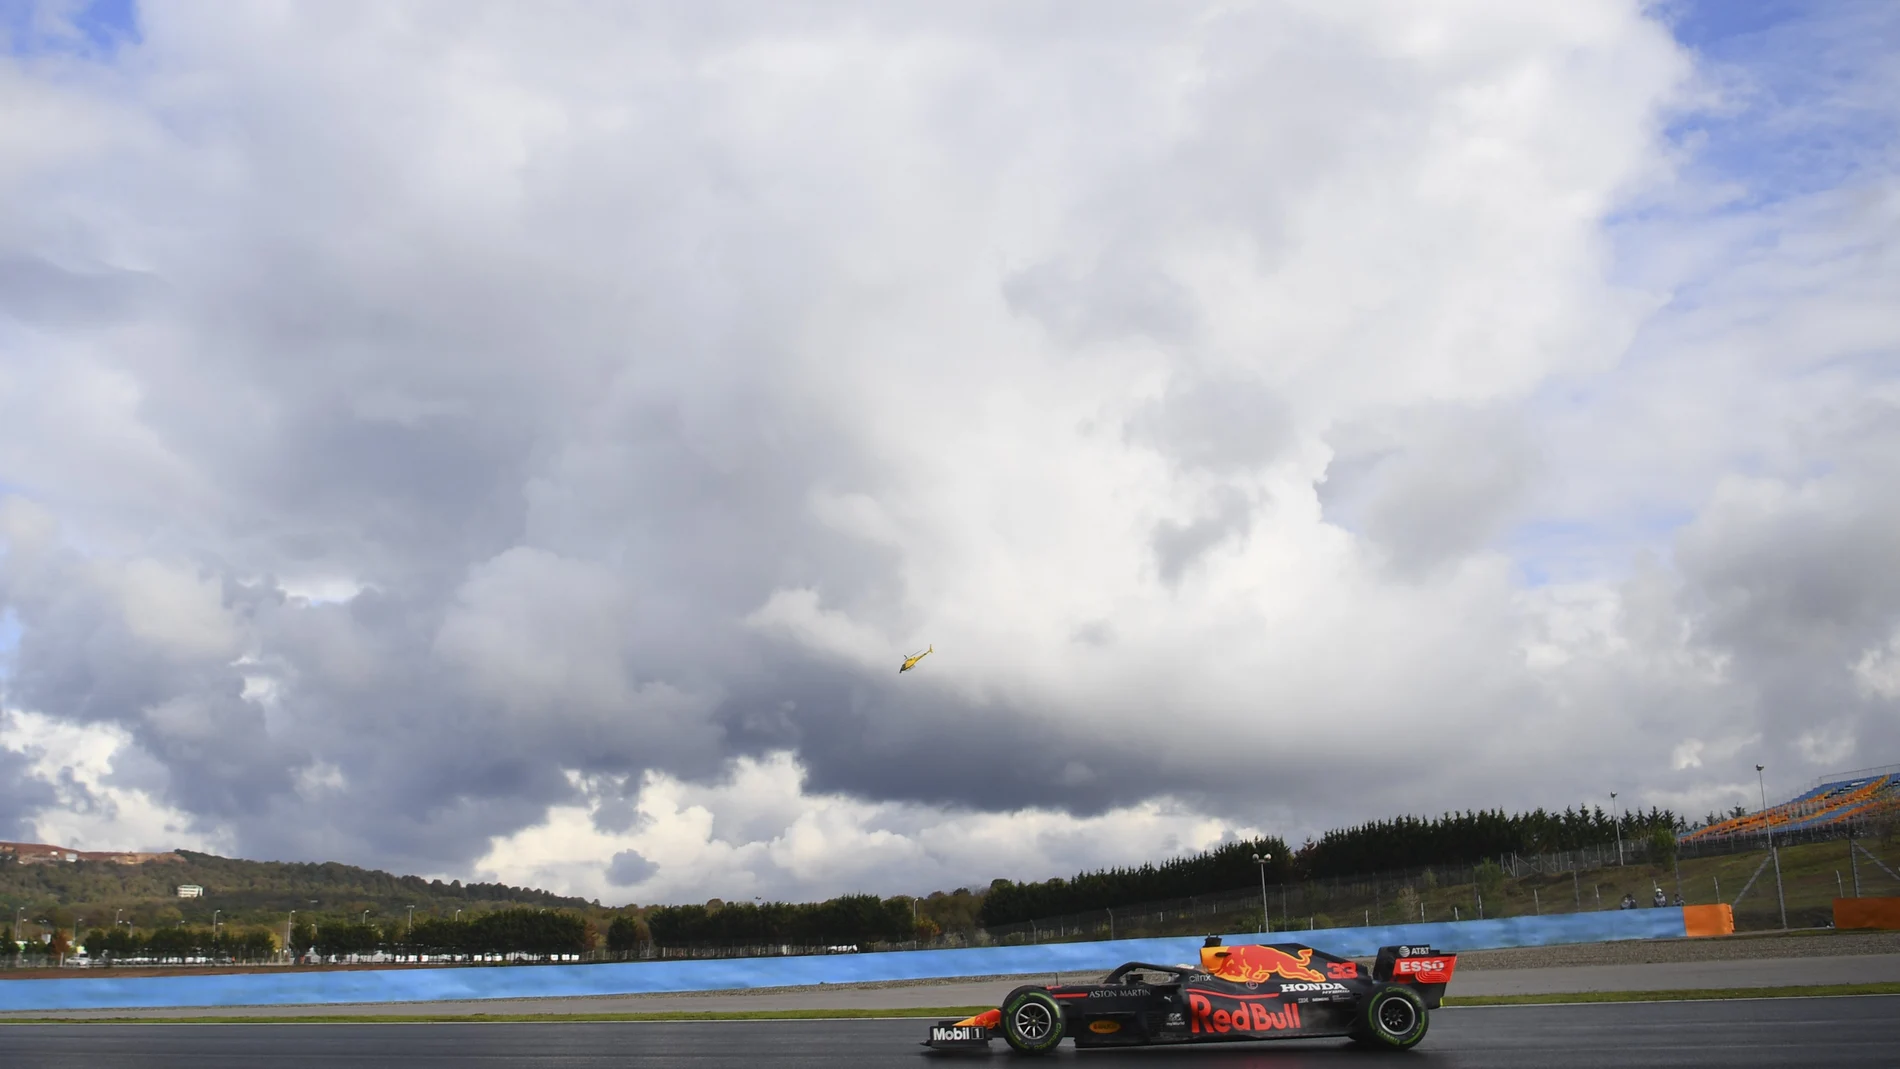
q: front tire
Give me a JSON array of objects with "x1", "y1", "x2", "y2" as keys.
[
  {"x1": 1000, "y1": 986, "x2": 1065, "y2": 1055},
  {"x1": 1349, "y1": 984, "x2": 1428, "y2": 1050}
]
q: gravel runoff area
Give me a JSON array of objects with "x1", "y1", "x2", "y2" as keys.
[{"x1": 2, "y1": 928, "x2": 1896, "y2": 1020}]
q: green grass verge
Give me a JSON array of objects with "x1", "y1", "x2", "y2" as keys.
[
  {"x1": 0, "y1": 1006, "x2": 997, "y2": 1025},
  {"x1": 1445, "y1": 982, "x2": 1900, "y2": 1006}
]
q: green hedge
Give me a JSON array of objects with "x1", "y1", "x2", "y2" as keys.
[{"x1": 645, "y1": 894, "x2": 911, "y2": 946}]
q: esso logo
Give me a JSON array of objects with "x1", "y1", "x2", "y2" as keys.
[{"x1": 1395, "y1": 957, "x2": 1452, "y2": 979}]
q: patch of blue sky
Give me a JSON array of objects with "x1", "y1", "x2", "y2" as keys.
[
  {"x1": 1593, "y1": 1, "x2": 1897, "y2": 348},
  {"x1": 0, "y1": 608, "x2": 19, "y2": 680},
  {"x1": 1504, "y1": 509, "x2": 1694, "y2": 588},
  {"x1": 1501, "y1": 1, "x2": 1897, "y2": 590},
  {"x1": 1646, "y1": 0, "x2": 1899, "y2": 213},
  {"x1": 1, "y1": 0, "x2": 140, "y2": 60},
  {"x1": 0, "y1": 478, "x2": 13, "y2": 682}
]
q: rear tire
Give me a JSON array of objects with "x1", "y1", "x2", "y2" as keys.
[
  {"x1": 999, "y1": 986, "x2": 1065, "y2": 1055},
  {"x1": 1349, "y1": 984, "x2": 1428, "y2": 1050}
]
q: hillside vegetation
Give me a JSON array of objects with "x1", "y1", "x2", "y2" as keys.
[
  {"x1": 9, "y1": 800, "x2": 1872, "y2": 962},
  {"x1": 0, "y1": 848, "x2": 597, "y2": 937}
]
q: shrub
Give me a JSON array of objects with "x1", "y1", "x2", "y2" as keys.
[{"x1": 1474, "y1": 860, "x2": 1504, "y2": 900}]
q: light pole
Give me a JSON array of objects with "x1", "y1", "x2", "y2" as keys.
[
  {"x1": 1610, "y1": 792, "x2": 1623, "y2": 866},
  {"x1": 213, "y1": 910, "x2": 221, "y2": 939},
  {"x1": 287, "y1": 910, "x2": 296, "y2": 962},
  {"x1": 1251, "y1": 852, "x2": 1273, "y2": 934},
  {"x1": 1758, "y1": 764, "x2": 1788, "y2": 929}
]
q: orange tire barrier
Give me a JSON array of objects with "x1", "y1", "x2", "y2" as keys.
[
  {"x1": 1681, "y1": 904, "x2": 1734, "y2": 937},
  {"x1": 1833, "y1": 897, "x2": 1900, "y2": 931}
]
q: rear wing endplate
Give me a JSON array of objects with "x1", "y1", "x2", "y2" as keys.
[{"x1": 1373, "y1": 944, "x2": 1457, "y2": 1009}]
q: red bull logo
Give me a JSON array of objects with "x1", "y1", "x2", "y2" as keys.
[
  {"x1": 1188, "y1": 992, "x2": 1302, "y2": 1035},
  {"x1": 1201, "y1": 944, "x2": 1328, "y2": 984}
]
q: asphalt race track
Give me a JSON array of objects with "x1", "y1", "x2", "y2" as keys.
[
  {"x1": 10, "y1": 951, "x2": 1898, "y2": 1019},
  {"x1": 3, "y1": 995, "x2": 1897, "y2": 1068}
]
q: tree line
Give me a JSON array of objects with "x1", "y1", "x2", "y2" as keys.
[
  {"x1": 84, "y1": 925, "x2": 279, "y2": 962},
  {"x1": 63, "y1": 908, "x2": 597, "y2": 962},
  {"x1": 1, "y1": 924, "x2": 42, "y2": 961},
  {"x1": 977, "y1": 806, "x2": 1686, "y2": 927},
  {"x1": 1292, "y1": 806, "x2": 1683, "y2": 880},
  {"x1": 979, "y1": 838, "x2": 1292, "y2": 927},
  {"x1": 284, "y1": 908, "x2": 593, "y2": 956},
  {"x1": 643, "y1": 894, "x2": 917, "y2": 947}
]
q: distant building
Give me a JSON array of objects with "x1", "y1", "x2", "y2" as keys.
[
  {"x1": 176, "y1": 884, "x2": 205, "y2": 898},
  {"x1": 0, "y1": 841, "x2": 185, "y2": 866}
]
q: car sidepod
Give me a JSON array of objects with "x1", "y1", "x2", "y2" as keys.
[
  {"x1": 1051, "y1": 980, "x2": 1185, "y2": 1048},
  {"x1": 1179, "y1": 943, "x2": 1366, "y2": 1044},
  {"x1": 1171, "y1": 941, "x2": 1457, "y2": 1048}
]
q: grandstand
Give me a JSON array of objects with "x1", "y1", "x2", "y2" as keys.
[{"x1": 1678, "y1": 763, "x2": 1900, "y2": 845}]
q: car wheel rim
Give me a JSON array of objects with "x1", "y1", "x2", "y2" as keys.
[
  {"x1": 1013, "y1": 1001, "x2": 1054, "y2": 1041},
  {"x1": 1377, "y1": 996, "x2": 1417, "y2": 1036}
]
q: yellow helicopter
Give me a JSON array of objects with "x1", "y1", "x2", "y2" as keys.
[{"x1": 899, "y1": 644, "x2": 934, "y2": 673}]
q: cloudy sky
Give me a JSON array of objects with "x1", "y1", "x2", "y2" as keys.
[{"x1": 1, "y1": 0, "x2": 1896, "y2": 907}]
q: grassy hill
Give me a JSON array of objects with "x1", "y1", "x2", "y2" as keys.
[{"x1": 0, "y1": 849, "x2": 606, "y2": 939}]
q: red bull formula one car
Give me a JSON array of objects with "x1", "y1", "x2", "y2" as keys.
[{"x1": 923, "y1": 937, "x2": 1455, "y2": 1055}]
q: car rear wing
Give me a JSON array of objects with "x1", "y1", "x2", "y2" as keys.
[{"x1": 1372, "y1": 944, "x2": 1457, "y2": 1009}]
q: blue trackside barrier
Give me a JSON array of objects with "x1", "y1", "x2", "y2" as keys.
[{"x1": 0, "y1": 907, "x2": 1689, "y2": 1011}]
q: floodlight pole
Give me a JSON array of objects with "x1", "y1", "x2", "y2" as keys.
[
  {"x1": 1610, "y1": 792, "x2": 1623, "y2": 865},
  {"x1": 1758, "y1": 765, "x2": 1787, "y2": 929},
  {"x1": 1850, "y1": 825, "x2": 1862, "y2": 897},
  {"x1": 1252, "y1": 853, "x2": 1272, "y2": 934}
]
